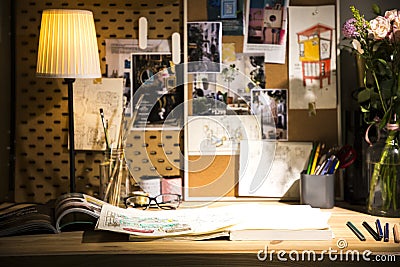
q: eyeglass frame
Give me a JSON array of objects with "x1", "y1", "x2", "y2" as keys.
[{"x1": 123, "y1": 193, "x2": 182, "y2": 210}]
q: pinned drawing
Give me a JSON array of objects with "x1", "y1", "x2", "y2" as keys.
[
  {"x1": 73, "y1": 78, "x2": 124, "y2": 151},
  {"x1": 288, "y1": 5, "x2": 336, "y2": 110},
  {"x1": 187, "y1": 115, "x2": 262, "y2": 155},
  {"x1": 238, "y1": 140, "x2": 312, "y2": 198},
  {"x1": 297, "y1": 24, "x2": 333, "y2": 89}
]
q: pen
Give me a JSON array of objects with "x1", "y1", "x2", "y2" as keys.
[
  {"x1": 384, "y1": 222, "x2": 389, "y2": 242},
  {"x1": 320, "y1": 155, "x2": 335, "y2": 175},
  {"x1": 328, "y1": 158, "x2": 339, "y2": 174},
  {"x1": 394, "y1": 224, "x2": 400, "y2": 243},
  {"x1": 362, "y1": 221, "x2": 381, "y2": 241},
  {"x1": 376, "y1": 219, "x2": 383, "y2": 240},
  {"x1": 346, "y1": 221, "x2": 366, "y2": 241}
]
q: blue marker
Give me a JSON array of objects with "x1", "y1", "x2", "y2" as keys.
[
  {"x1": 376, "y1": 219, "x2": 383, "y2": 240},
  {"x1": 384, "y1": 223, "x2": 389, "y2": 242}
]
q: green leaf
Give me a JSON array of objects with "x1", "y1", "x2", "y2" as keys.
[
  {"x1": 360, "y1": 105, "x2": 370, "y2": 113},
  {"x1": 376, "y1": 59, "x2": 391, "y2": 76},
  {"x1": 380, "y1": 78, "x2": 395, "y2": 98},
  {"x1": 357, "y1": 88, "x2": 371, "y2": 103},
  {"x1": 371, "y1": 4, "x2": 381, "y2": 15},
  {"x1": 373, "y1": 42, "x2": 382, "y2": 52}
]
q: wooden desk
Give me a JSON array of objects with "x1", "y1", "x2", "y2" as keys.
[{"x1": 0, "y1": 204, "x2": 399, "y2": 267}]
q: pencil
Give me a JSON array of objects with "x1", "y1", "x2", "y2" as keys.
[
  {"x1": 362, "y1": 221, "x2": 381, "y2": 241},
  {"x1": 346, "y1": 221, "x2": 366, "y2": 241},
  {"x1": 394, "y1": 224, "x2": 400, "y2": 243},
  {"x1": 310, "y1": 143, "x2": 321, "y2": 174},
  {"x1": 307, "y1": 143, "x2": 317, "y2": 174}
]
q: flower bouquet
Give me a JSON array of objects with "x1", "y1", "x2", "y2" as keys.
[{"x1": 342, "y1": 5, "x2": 400, "y2": 217}]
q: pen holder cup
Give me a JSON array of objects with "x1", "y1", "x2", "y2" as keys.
[{"x1": 300, "y1": 172, "x2": 335, "y2": 209}]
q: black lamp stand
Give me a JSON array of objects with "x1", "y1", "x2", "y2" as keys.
[{"x1": 65, "y1": 78, "x2": 76, "y2": 193}]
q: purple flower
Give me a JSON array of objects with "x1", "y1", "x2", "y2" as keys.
[{"x1": 342, "y1": 18, "x2": 359, "y2": 38}]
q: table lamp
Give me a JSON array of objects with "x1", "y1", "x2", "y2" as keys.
[{"x1": 36, "y1": 9, "x2": 101, "y2": 192}]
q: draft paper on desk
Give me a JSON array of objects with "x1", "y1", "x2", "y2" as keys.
[
  {"x1": 96, "y1": 203, "x2": 331, "y2": 238},
  {"x1": 96, "y1": 204, "x2": 240, "y2": 237},
  {"x1": 238, "y1": 140, "x2": 312, "y2": 198},
  {"x1": 73, "y1": 78, "x2": 124, "y2": 151}
]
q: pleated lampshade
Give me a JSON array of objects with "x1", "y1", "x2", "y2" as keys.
[{"x1": 36, "y1": 9, "x2": 101, "y2": 78}]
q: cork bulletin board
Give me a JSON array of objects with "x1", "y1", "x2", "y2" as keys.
[
  {"x1": 13, "y1": 0, "x2": 183, "y2": 203},
  {"x1": 12, "y1": 0, "x2": 339, "y2": 203},
  {"x1": 184, "y1": 0, "x2": 339, "y2": 199}
]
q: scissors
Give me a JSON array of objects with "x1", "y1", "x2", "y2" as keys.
[{"x1": 335, "y1": 144, "x2": 357, "y2": 169}]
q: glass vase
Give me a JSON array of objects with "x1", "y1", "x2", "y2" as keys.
[
  {"x1": 366, "y1": 130, "x2": 400, "y2": 217},
  {"x1": 100, "y1": 148, "x2": 135, "y2": 207}
]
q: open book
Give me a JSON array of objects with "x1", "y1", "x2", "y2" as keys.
[
  {"x1": 0, "y1": 193, "x2": 106, "y2": 237},
  {"x1": 95, "y1": 203, "x2": 333, "y2": 241},
  {"x1": 228, "y1": 205, "x2": 333, "y2": 241}
]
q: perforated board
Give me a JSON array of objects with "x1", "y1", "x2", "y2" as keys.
[{"x1": 14, "y1": 0, "x2": 183, "y2": 203}]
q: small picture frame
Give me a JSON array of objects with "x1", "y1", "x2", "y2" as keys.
[{"x1": 221, "y1": 0, "x2": 237, "y2": 19}]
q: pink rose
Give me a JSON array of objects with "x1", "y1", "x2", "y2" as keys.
[
  {"x1": 369, "y1": 16, "x2": 391, "y2": 40},
  {"x1": 391, "y1": 16, "x2": 400, "y2": 42},
  {"x1": 384, "y1": 9, "x2": 398, "y2": 22}
]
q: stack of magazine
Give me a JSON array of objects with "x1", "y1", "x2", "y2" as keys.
[{"x1": 0, "y1": 193, "x2": 105, "y2": 237}]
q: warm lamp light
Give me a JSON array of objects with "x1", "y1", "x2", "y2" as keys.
[{"x1": 36, "y1": 9, "x2": 101, "y2": 193}]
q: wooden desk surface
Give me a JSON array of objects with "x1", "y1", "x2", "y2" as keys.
[{"x1": 0, "y1": 203, "x2": 399, "y2": 267}]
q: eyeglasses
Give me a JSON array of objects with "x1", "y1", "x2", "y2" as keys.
[{"x1": 124, "y1": 194, "x2": 182, "y2": 210}]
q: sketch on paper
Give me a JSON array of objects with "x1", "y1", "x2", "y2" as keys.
[
  {"x1": 187, "y1": 21, "x2": 222, "y2": 73},
  {"x1": 187, "y1": 115, "x2": 262, "y2": 155},
  {"x1": 251, "y1": 89, "x2": 287, "y2": 140},
  {"x1": 288, "y1": 5, "x2": 337, "y2": 110},
  {"x1": 73, "y1": 78, "x2": 124, "y2": 151},
  {"x1": 244, "y1": 0, "x2": 289, "y2": 64},
  {"x1": 96, "y1": 204, "x2": 239, "y2": 237},
  {"x1": 238, "y1": 141, "x2": 312, "y2": 198}
]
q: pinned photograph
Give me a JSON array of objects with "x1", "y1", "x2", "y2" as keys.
[
  {"x1": 187, "y1": 22, "x2": 222, "y2": 73},
  {"x1": 251, "y1": 89, "x2": 287, "y2": 140}
]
